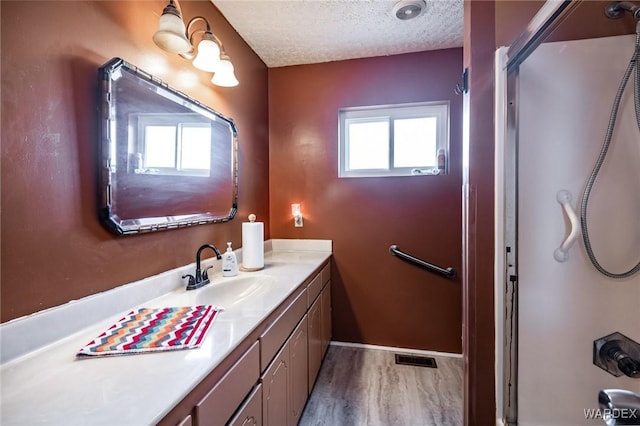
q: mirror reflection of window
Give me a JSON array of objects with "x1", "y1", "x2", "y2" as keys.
[
  {"x1": 144, "y1": 125, "x2": 176, "y2": 169},
  {"x1": 180, "y1": 126, "x2": 211, "y2": 171},
  {"x1": 134, "y1": 114, "x2": 212, "y2": 177}
]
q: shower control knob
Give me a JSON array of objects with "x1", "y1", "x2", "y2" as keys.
[
  {"x1": 594, "y1": 332, "x2": 640, "y2": 379},
  {"x1": 617, "y1": 354, "x2": 640, "y2": 378}
]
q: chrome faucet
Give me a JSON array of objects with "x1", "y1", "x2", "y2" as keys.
[
  {"x1": 598, "y1": 389, "x2": 640, "y2": 426},
  {"x1": 182, "y1": 244, "x2": 222, "y2": 290}
]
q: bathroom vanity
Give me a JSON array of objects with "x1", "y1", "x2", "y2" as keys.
[
  {"x1": 163, "y1": 249, "x2": 332, "y2": 426},
  {"x1": 0, "y1": 240, "x2": 332, "y2": 426}
]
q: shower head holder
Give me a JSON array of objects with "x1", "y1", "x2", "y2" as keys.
[{"x1": 605, "y1": 1, "x2": 640, "y2": 20}]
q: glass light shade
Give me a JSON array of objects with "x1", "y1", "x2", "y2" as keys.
[
  {"x1": 192, "y1": 38, "x2": 221, "y2": 72},
  {"x1": 211, "y1": 57, "x2": 239, "y2": 87},
  {"x1": 153, "y1": 13, "x2": 191, "y2": 54}
]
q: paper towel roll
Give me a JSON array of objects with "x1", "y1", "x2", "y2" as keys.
[{"x1": 242, "y1": 217, "x2": 264, "y2": 271}]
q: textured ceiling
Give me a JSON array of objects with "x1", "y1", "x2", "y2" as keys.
[{"x1": 212, "y1": 0, "x2": 464, "y2": 68}]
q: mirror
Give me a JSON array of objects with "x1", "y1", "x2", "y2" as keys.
[{"x1": 98, "y1": 58, "x2": 238, "y2": 235}]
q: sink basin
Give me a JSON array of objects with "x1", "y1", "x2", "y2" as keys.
[{"x1": 194, "y1": 274, "x2": 277, "y2": 308}]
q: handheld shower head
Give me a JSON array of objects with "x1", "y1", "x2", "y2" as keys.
[{"x1": 605, "y1": 1, "x2": 640, "y2": 20}]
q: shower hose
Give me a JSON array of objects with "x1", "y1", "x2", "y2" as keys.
[{"x1": 580, "y1": 24, "x2": 640, "y2": 278}]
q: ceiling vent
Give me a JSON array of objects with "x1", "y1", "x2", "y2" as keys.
[{"x1": 392, "y1": 0, "x2": 427, "y2": 20}]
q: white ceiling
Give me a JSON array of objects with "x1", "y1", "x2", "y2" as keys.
[{"x1": 212, "y1": 0, "x2": 464, "y2": 68}]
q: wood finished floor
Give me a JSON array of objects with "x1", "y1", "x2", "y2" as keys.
[{"x1": 300, "y1": 345, "x2": 463, "y2": 426}]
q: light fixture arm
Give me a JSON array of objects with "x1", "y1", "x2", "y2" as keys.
[
  {"x1": 186, "y1": 16, "x2": 211, "y2": 36},
  {"x1": 187, "y1": 18, "x2": 224, "y2": 49},
  {"x1": 178, "y1": 16, "x2": 224, "y2": 61},
  {"x1": 605, "y1": 1, "x2": 640, "y2": 19}
]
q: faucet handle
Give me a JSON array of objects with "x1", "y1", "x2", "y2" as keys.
[
  {"x1": 202, "y1": 266, "x2": 213, "y2": 281},
  {"x1": 182, "y1": 274, "x2": 195, "y2": 287}
]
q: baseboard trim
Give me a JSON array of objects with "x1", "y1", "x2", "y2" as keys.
[{"x1": 329, "y1": 341, "x2": 463, "y2": 359}]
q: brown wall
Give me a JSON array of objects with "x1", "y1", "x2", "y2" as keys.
[
  {"x1": 268, "y1": 49, "x2": 463, "y2": 353},
  {"x1": 0, "y1": 1, "x2": 269, "y2": 322},
  {"x1": 463, "y1": 1, "x2": 496, "y2": 424}
]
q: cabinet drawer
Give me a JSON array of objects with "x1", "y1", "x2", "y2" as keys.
[
  {"x1": 320, "y1": 263, "x2": 330, "y2": 286},
  {"x1": 259, "y1": 288, "x2": 307, "y2": 372},
  {"x1": 227, "y1": 384, "x2": 262, "y2": 426},
  {"x1": 306, "y1": 274, "x2": 322, "y2": 308},
  {"x1": 195, "y1": 341, "x2": 260, "y2": 426}
]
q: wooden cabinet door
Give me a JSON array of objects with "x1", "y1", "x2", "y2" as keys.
[
  {"x1": 261, "y1": 340, "x2": 290, "y2": 426},
  {"x1": 289, "y1": 315, "x2": 308, "y2": 425},
  {"x1": 307, "y1": 297, "x2": 322, "y2": 392},
  {"x1": 321, "y1": 283, "x2": 332, "y2": 357}
]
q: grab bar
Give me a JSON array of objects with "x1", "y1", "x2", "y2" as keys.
[
  {"x1": 389, "y1": 245, "x2": 456, "y2": 279},
  {"x1": 554, "y1": 189, "x2": 581, "y2": 262}
]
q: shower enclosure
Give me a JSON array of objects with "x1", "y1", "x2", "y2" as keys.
[{"x1": 495, "y1": 2, "x2": 640, "y2": 425}]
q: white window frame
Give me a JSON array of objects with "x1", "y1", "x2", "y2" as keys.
[
  {"x1": 338, "y1": 101, "x2": 449, "y2": 178},
  {"x1": 134, "y1": 114, "x2": 212, "y2": 177}
]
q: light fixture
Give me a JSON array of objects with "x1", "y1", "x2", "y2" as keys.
[
  {"x1": 191, "y1": 30, "x2": 221, "y2": 72},
  {"x1": 291, "y1": 204, "x2": 303, "y2": 228},
  {"x1": 153, "y1": 0, "x2": 238, "y2": 87},
  {"x1": 211, "y1": 53, "x2": 239, "y2": 87},
  {"x1": 152, "y1": 1, "x2": 191, "y2": 54},
  {"x1": 392, "y1": 0, "x2": 427, "y2": 20}
]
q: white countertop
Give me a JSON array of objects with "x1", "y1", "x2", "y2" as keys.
[{"x1": 0, "y1": 240, "x2": 331, "y2": 425}]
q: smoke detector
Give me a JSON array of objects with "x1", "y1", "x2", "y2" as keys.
[{"x1": 392, "y1": 0, "x2": 427, "y2": 20}]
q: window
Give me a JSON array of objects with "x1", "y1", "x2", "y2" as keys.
[
  {"x1": 134, "y1": 114, "x2": 212, "y2": 177},
  {"x1": 338, "y1": 102, "x2": 449, "y2": 178}
]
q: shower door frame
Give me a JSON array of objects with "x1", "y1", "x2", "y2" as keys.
[{"x1": 496, "y1": 1, "x2": 582, "y2": 424}]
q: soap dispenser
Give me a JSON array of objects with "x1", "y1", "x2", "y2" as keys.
[{"x1": 222, "y1": 242, "x2": 239, "y2": 277}]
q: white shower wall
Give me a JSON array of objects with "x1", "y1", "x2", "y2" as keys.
[{"x1": 517, "y1": 34, "x2": 640, "y2": 426}]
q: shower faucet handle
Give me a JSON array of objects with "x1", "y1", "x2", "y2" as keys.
[
  {"x1": 618, "y1": 356, "x2": 640, "y2": 378},
  {"x1": 605, "y1": 342, "x2": 640, "y2": 378},
  {"x1": 594, "y1": 332, "x2": 640, "y2": 378}
]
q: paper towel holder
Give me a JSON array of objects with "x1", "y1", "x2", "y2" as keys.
[{"x1": 240, "y1": 213, "x2": 264, "y2": 272}]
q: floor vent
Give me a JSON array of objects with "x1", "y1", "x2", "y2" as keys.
[{"x1": 394, "y1": 354, "x2": 438, "y2": 368}]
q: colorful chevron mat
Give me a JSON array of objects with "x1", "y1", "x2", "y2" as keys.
[{"x1": 76, "y1": 305, "x2": 220, "y2": 358}]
